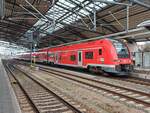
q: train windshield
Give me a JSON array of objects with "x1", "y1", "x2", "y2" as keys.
[{"x1": 111, "y1": 40, "x2": 129, "y2": 58}]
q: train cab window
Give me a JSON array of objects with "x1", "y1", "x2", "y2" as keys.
[
  {"x1": 70, "y1": 55, "x2": 76, "y2": 61},
  {"x1": 112, "y1": 39, "x2": 129, "y2": 58},
  {"x1": 85, "y1": 52, "x2": 93, "y2": 59},
  {"x1": 99, "y1": 49, "x2": 102, "y2": 55}
]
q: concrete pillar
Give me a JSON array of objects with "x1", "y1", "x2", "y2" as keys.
[
  {"x1": 0, "y1": 0, "x2": 5, "y2": 19},
  {"x1": 127, "y1": 41, "x2": 139, "y2": 65},
  {"x1": 127, "y1": 42, "x2": 139, "y2": 53}
]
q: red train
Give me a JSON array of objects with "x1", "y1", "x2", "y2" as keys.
[{"x1": 17, "y1": 38, "x2": 133, "y2": 75}]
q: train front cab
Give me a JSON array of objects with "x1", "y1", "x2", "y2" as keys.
[{"x1": 102, "y1": 39, "x2": 133, "y2": 75}]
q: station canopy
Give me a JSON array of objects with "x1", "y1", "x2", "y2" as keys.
[{"x1": 0, "y1": 0, "x2": 150, "y2": 49}]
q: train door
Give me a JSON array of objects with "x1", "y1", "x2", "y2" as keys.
[
  {"x1": 78, "y1": 51, "x2": 82, "y2": 66},
  {"x1": 55, "y1": 52, "x2": 58, "y2": 63},
  {"x1": 46, "y1": 51, "x2": 48, "y2": 63}
]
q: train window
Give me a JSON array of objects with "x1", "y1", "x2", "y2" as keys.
[
  {"x1": 35, "y1": 56, "x2": 39, "y2": 58},
  {"x1": 56, "y1": 53, "x2": 58, "y2": 61},
  {"x1": 48, "y1": 53, "x2": 50, "y2": 56},
  {"x1": 99, "y1": 49, "x2": 102, "y2": 55},
  {"x1": 85, "y1": 52, "x2": 93, "y2": 59},
  {"x1": 70, "y1": 55, "x2": 76, "y2": 61},
  {"x1": 48, "y1": 53, "x2": 54, "y2": 57},
  {"x1": 78, "y1": 52, "x2": 81, "y2": 61}
]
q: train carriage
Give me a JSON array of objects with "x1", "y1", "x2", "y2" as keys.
[
  {"x1": 46, "y1": 38, "x2": 133, "y2": 75},
  {"x1": 19, "y1": 38, "x2": 133, "y2": 75},
  {"x1": 36, "y1": 48, "x2": 48, "y2": 63}
]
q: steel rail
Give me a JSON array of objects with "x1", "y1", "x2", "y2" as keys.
[
  {"x1": 115, "y1": 77, "x2": 150, "y2": 86},
  {"x1": 35, "y1": 63, "x2": 150, "y2": 86},
  {"x1": 4, "y1": 64, "x2": 40, "y2": 113},
  {"x1": 39, "y1": 66, "x2": 150, "y2": 95},
  {"x1": 19, "y1": 61, "x2": 150, "y2": 87},
  {"x1": 39, "y1": 66, "x2": 150, "y2": 107},
  {"x1": 11, "y1": 64, "x2": 84, "y2": 113}
]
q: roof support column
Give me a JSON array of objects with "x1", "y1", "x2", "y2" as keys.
[
  {"x1": 93, "y1": 0, "x2": 97, "y2": 31},
  {"x1": 0, "y1": 0, "x2": 5, "y2": 19},
  {"x1": 126, "y1": 5, "x2": 129, "y2": 32}
]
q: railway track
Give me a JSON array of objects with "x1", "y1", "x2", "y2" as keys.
[
  {"x1": 114, "y1": 77, "x2": 150, "y2": 86},
  {"x1": 17, "y1": 60, "x2": 150, "y2": 86},
  {"x1": 42, "y1": 64, "x2": 150, "y2": 86},
  {"x1": 34, "y1": 64, "x2": 150, "y2": 87},
  {"x1": 4, "y1": 63, "x2": 36, "y2": 113},
  {"x1": 37, "y1": 66, "x2": 150, "y2": 111},
  {"x1": 5, "y1": 63, "x2": 86, "y2": 113}
]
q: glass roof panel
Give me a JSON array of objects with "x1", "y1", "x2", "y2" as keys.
[
  {"x1": 57, "y1": 0, "x2": 76, "y2": 9},
  {"x1": 32, "y1": 0, "x2": 117, "y2": 36},
  {"x1": 73, "y1": 0, "x2": 85, "y2": 4},
  {"x1": 85, "y1": 6, "x2": 93, "y2": 11},
  {"x1": 99, "y1": 3, "x2": 107, "y2": 7},
  {"x1": 79, "y1": 9, "x2": 90, "y2": 15}
]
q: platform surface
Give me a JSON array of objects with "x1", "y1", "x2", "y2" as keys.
[
  {"x1": 135, "y1": 67, "x2": 150, "y2": 72},
  {"x1": 0, "y1": 59, "x2": 21, "y2": 113}
]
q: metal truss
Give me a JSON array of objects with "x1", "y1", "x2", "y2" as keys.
[
  {"x1": 1, "y1": 0, "x2": 150, "y2": 48},
  {"x1": 47, "y1": 27, "x2": 150, "y2": 48},
  {"x1": 30, "y1": 0, "x2": 135, "y2": 43},
  {"x1": 20, "y1": 0, "x2": 116, "y2": 46}
]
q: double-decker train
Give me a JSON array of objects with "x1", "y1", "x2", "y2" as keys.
[{"x1": 17, "y1": 38, "x2": 133, "y2": 75}]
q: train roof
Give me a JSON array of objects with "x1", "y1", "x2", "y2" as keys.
[{"x1": 37, "y1": 38, "x2": 117, "y2": 51}]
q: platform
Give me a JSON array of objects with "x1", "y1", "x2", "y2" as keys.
[
  {"x1": 0, "y1": 59, "x2": 21, "y2": 113},
  {"x1": 134, "y1": 67, "x2": 150, "y2": 73},
  {"x1": 131, "y1": 67, "x2": 150, "y2": 80}
]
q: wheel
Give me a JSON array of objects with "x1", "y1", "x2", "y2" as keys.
[{"x1": 88, "y1": 66, "x2": 97, "y2": 73}]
